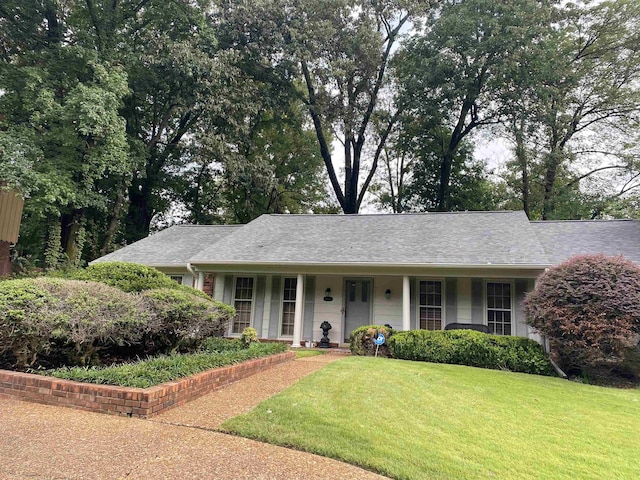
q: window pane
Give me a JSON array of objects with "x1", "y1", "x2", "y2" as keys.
[
  {"x1": 283, "y1": 278, "x2": 297, "y2": 301},
  {"x1": 419, "y1": 281, "x2": 443, "y2": 330},
  {"x1": 281, "y1": 302, "x2": 295, "y2": 336},
  {"x1": 233, "y1": 277, "x2": 254, "y2": 333},
  {"x1": 348, "y1": 282, "x2": 356, "y2": 302},
  {"x1": 361, "y1": 281, "x2": 369, "y2": 302}
]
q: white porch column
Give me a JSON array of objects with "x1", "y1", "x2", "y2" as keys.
[
  {"x1": 197, "y1": 272, "x2": 205, "y2": 291},
  {"x1": 402, "y1": 275, "x2": 411, "y2": 331},
  {"x1": 291, "y1": 274, "x2": 304, "y2": 348}
]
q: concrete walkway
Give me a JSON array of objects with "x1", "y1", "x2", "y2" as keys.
[{"x1": 0, "y1": 353, "x2": 387, "y2": 479}]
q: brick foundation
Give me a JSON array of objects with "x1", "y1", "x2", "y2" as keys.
[{"x1": 0, "y1": 351, "x2": 295, "y2": 418}]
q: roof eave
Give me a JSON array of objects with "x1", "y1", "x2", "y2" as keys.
[{"x1": 188, "y1": 260, "x2": 551, "y2": 269}]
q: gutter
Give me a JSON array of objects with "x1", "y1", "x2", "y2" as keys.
[{"x1": 188, "y1": 260, "x2": 552, "y2": 269}]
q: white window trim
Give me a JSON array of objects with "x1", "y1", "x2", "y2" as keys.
[
  {"x1": 416, "y1": 278, "x2": 446, "y2": 331},
  {"x1": 230, "y1": 275, "x2": 257, "y2": 337},
  {"x1": 278, "y1": 276, "x2": 298, "y2": 339},
  {"x1": 169, "y1": 275, "x2": 184, "y2": 285},
  {"x1": 483, "y1": 279, "x2": 515, "y2": 336}
]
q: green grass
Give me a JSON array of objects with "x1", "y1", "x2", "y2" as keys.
[
  {"x1": 45, "y1": 342, "x2": 288, "y2": 388},
  {"x1": 292, "y1": 349, "x2": 327, "y2": 359},
  {"x1": 221, "y1": 356, "x2": 640, "y2": 480}
]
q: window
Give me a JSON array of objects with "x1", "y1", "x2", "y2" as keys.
[
  {"x1": 232, "y1": 277, "x2": 254, "y2": 334},
  {"x1": 419, "y1": 280, "x2": 443, "y2": 330},
  {"x1": 487, "y1": 282, "x2": 512, "y2": 335},
  {"x1": 281, "y1": 277, "x2": 297, "y2": 336},
  {"x1": 169, "y1": 275, "x2": 183, "y2": 285}
]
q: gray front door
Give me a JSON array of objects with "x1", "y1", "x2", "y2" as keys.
[{"x1": 344, "y1": 279, "x2": 371, "y2": 342}]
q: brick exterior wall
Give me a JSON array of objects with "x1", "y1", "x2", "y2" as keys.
[
  {"x1": 203, "y1": 273, "x2": 215, "y2": 297},
  {"x1": 0, "y1": 351, "x2": 295, "y2": 418}
]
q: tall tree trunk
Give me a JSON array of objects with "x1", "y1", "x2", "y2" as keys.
[
  {"x1": 513, "y1": 121, "x2": 530, "y2": 218},
  {"x1": 436, "y1": 150, "x2": 454, "y2": 211},
  {"x1": 61, "y1": 209, "x2": 84, "y2": 264},
  {"x1": 100, "y1": 177, "x2": 129, "y2": 256}
]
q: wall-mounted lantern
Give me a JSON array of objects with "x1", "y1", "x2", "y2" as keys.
[
  {"x1": 323, "y1": 288, "x2": 333, "y2": 301},
  {"x1": 385, "y1": 289, "x2": 391, "y2": 300}
]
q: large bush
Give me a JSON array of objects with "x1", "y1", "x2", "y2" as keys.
[
  {"x1": 142, "y1": 288, "x2": 235, "y2": 353},
  {"x1": 0, "y1": 278, "x2": 149, "y2": 367},
  {"x1": 388, "y1": 330, "x2": 553, "y2": 376},
  {"x1": 38, "y1": 278, "x2": 149, "y2": 365},
  {"x1": 57, "y1": 261, "x2": 181, "y2": 293},
  {"x1": 349, "y1": 325, "x2": 395, "y2": 357},
  {"x1": 0, "y1": 278, "x2": 59, "y2": 368},
  {"x1": 523, "y1": 254, "x2": 640, "y2": 378}
]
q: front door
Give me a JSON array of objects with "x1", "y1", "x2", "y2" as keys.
[{"x1": 344, "y1": 279, "x2": 372, "y2": 342}]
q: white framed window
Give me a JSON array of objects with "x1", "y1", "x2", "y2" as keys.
[
  {"x1": 232, "y1": 276, "x2": 255, "y2": 334},
  {"x1": 418, "y1": 279, "x2": 444, "y2": 330},
  {"x1": 486, "y1": 281, "x2": 513, "y2": 336},
  {"x1": 169, "y1": 275, "x2": 183, "y2": 285},
  {"x1": 280, "y1": 277, "x2": 297, "y2": 337}
]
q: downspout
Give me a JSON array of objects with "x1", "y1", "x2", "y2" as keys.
[{"x1": 186, "y1": 263, "x2": 198, "y2": 289}]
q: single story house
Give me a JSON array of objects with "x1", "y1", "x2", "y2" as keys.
[{"x1": 94, "y1": 211, "x2": 640, "y2": 347}]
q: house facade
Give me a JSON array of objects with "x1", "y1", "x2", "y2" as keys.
[{"x1": 94, "y1": 211, "x2": 640, "y2": 347}]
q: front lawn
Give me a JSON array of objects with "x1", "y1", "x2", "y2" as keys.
[{"x1": 221, "y1": 356, "x2": 640, "y2": 480}]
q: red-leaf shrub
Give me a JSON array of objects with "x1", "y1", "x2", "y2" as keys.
[{"x1": 523, "y1": 254, "x2": 640, "y2": 378}]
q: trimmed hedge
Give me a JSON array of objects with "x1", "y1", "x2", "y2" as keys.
[
  {"x1": 142, "y1": 288, "x2": 235, "y2": 353},
  {"x1": 388, "y1": 329, "x2": 553, "y2": 376},
  {"x1": 46, "y1": 342, "x2": 289, "y2": 388},
  {"x1": 56, "y1": 261, "x2": 210, "y2": 299},
  {"x1": 0, "y1": 277, "x2": 149, "y2": 368},
  {"x1": 350, "y1": 325, "x2": 395, "y2": 357}
]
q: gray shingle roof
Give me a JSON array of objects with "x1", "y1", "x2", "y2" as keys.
[
  {"x1": 190, "y1": 211, "x2": 551, "y2": 266},
  {"x1": 93, "y1": 225, "x2": 241, "y2": 266},
  {"x1": 531, "y1": 220, "x2": 640, "y2": 264}
]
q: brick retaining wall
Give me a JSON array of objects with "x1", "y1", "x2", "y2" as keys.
[{"x1": 0, "y1": 351, "x2": 295, "y2": 418}]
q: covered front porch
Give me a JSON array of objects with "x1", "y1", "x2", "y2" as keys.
[{"x1": 200, "y1": 265, "x2": 542, "y2": 347}]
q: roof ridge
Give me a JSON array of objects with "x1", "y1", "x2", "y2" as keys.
[
  {"x1": 265, "y1": 210, "x2": 520, "y2": 217},
  {"x1": 531, "y1": 219, "x2": 637, "y2": 223}
]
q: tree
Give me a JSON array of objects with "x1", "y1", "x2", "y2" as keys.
[
  {"x1": 395, "y1": 0, "x2": 555, "y2": 211},
  {"x1": 0, "y1": 1, "x2": 132, "y2": 268},
  {"x1": 500, "y1": 0, "x2": 640, "y2": 220}
]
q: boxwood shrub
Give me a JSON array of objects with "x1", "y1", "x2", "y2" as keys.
[
  {"x1": 350, "y1": 325, "x2": 395, "y2": 357},
  {"x1": 388, "y1": 329, "x2": 553, "y2": 376}
]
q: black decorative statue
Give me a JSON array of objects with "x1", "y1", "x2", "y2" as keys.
[{"x1": 319, "y1": 321, "x2": 332, "y2": 348}]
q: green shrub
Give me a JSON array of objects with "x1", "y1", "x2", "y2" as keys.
[
  {"x1": 349, "y1": 325, "x2": 395, "y2": 357},
  {"x1": 46, "y1": 342, "x2": 289, "y2": 388},
  {"x1": 0, "y1": 278, "x2": 60, "y2": 368},
  {"x1": 0, "y1": 277, "x2": 150, "y2": 368},
  {"x1": 142, "y1": 288, "x2": 235, "y2": 353},
  {"x1": 56, "y1": 261, "x2": 178, "y2": 292},
  {"x1": 241, "y1": 327, "x2": 259, "y2": 347},
  {"x1": 388, "y1": 330, "x2": 553, "y2": 376},
  {"x1": 36, "y1": 278, "x2": 149, "y2": 365},
  {"x1": 201, "y1": 337, "x2": 244, "y2": 353}
]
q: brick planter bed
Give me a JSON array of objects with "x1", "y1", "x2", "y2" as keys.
[{"x1": 0, "y1": 351, "x2": 295, "y2": 418}]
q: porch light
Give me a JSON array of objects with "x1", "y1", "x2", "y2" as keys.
[
  {"x1": 323, "y1": 288, "x2": 333, "y2": 301},
  {"x1": 385, "y1": 289, "x2": 391, "y2": 299}
]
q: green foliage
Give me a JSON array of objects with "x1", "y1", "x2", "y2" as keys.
[
  {"x1": 34, "y1": 278, "x2": 149, "y2": 365},
  {"x1": 240, "y1": 327, "x2": 259, "y2": 347},
  {"x1": 142, "y1": 288, "x2": 234, "y2": 353},
  {"x1": 524, "y1": 254, "x2": 640, "y2": 380},
  {"x1": 201, "y1": 337, "x2": 244, "y2": 353},
  {"x1": 388, "y1": 330, "x2": 553, "y2": 376},
  {"x1": 349, "y1": 325, "x2": 394, "y2": 357},
  {"x1": 46, "y1": 342, "x2": 288, "y2": 388},
  {"x1": 0, "y1": 278, "x2": 59, "y2": 368},
  {"x1": 0, "y1": 277, "x2": 148, "y2": 367},
  {"x1": 60, "y1": 261, "x2": 179, "y2": 292}
]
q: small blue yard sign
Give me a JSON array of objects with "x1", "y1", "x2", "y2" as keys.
[{"x1": 373, "y1": 333, "x2": 385, "y2": 357}]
